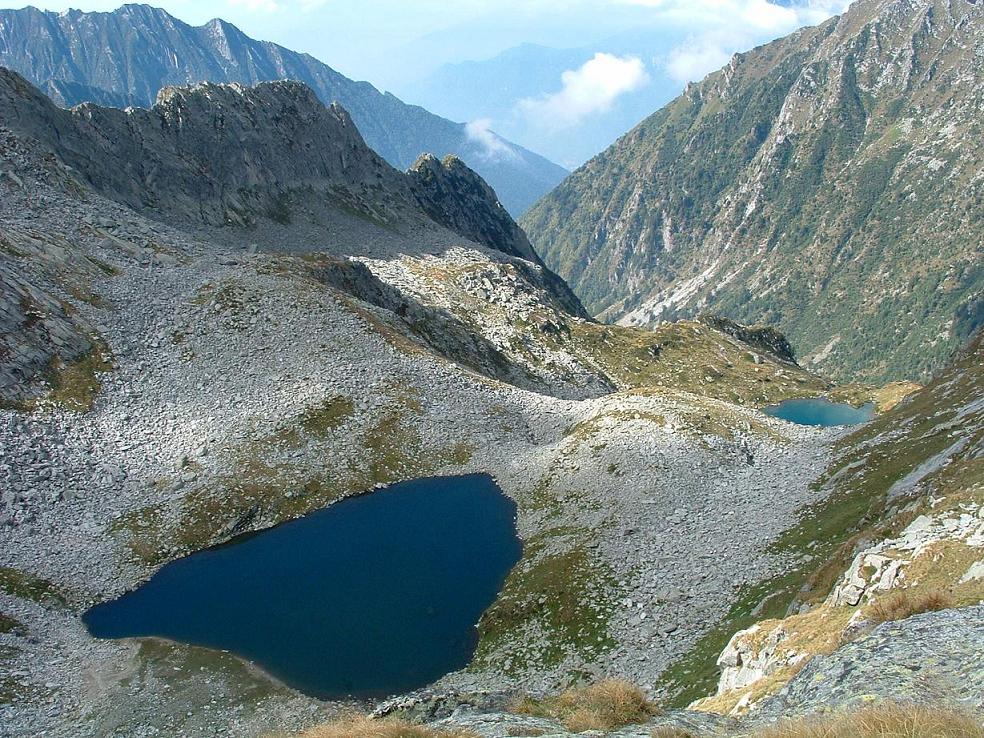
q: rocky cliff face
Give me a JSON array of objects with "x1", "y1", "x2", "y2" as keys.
[
  {"x1": 0, "y1": 4, "x2": 567, "y2": 215},
  {"x1": 523, "y1": 0, "x2": 984, "y2": 383},
  {"x1": 0, "y1": 69, "x2": 411, "y2": 227},
  {"x1": 409, "y1": 154, "x2": 540, "y2": 264},
  {"x1": 408, "y1": 154, "x2": 589, "y2": 318}
]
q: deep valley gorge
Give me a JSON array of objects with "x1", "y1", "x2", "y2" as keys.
[{"x1": 0, "y1": 1, "x2": 981, "y2": 737}]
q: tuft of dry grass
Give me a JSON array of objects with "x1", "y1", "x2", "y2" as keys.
[
  {"x1": 298, "y1": 715, "x2": 479, "y2": 738},
  {"x1": 864, "y1": 588, "x2": 955, "y2": 625},
  {"x1": 651, "y1": 727, "x2": 698, "y2": 738},
  {"x1": 44, "y1": 346, "x2": 112, "y2": 413},
  {"x1": 513, "y1": 679, "x2": 661, "y2": 732},
  {"x1": 750, "y1": 703, "x2": 984, "y2": 738}
]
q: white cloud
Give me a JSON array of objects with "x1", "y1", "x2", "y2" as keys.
[
  {"x1": 632, "y1": 0, "x2": 852, "y2": 83},
  {"x1": 665, "y1": 34, "x2": 735, "y2": 84},
  {"x1": 226, "y1": 0, "x2": 329, "y2": 11},
  {"x1": 519, "y1": 52, "x2": 649, "y2": 130},
  {"x1": 464, "y1": 118, "x2": 519, "y2": 160},
  {"x1": 228, "y1": 0, "x2": 280, "y2": 11}
]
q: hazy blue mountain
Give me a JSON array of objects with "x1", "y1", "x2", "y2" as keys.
[
  {"x1": 405, "y1": 35, "x2": 684, "y2": 169},
  {"x1": 0, "y1": 3, "x2": 567, "y2": 215}
]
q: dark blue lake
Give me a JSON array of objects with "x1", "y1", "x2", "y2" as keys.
[
  {"x1": 84, "y1": 474, "x2": 521, "y2": 700},
  {"x1": 763, "y1": 398, "x2": 875, "y2": 427}
]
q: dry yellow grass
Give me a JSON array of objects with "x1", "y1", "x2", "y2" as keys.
[
  {"x1": 651, "y1": 727, "x2": 698, "y2": 738},
  {"x1": 864, "y1": 588, "x2": 955, "y2": 625},
  {"x1": 513, "y1": 679, "x2": 661, "y2": 732},
  {"x1": 298, "y1": 715, "x2": 479, "y2": 738},
  {"x1": 749, "y1": 703, "x2": 984, "y2": 738},
  {"x1": 692, "y1": 607, "x2": 856, "y2": 716}
]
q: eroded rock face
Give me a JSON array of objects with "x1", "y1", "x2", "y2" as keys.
[
  {"x1": 0, "y1": 69, "x2": 581, "y2": 313},
  {"x1": 0, "y1": 68, "x2": 412, "y2": 226},
  {"x1": 715, "y1": 624, "x2": 794, "y2": 699},
  {"x1": 699, "y1": 316, "x2": 798, "y2": 365},
  {"x1": 829, "y1": 506, "x2": 984, "y2": 608},
  {"x1": 0, "y1": 259, "x2": 93, "y2": 406},
  {"x1": 409, "y1": 154, "x2": 539, "y2": 264},
  {"x1": 756, "y1": 606, "x2": 984, "y2": 717}
]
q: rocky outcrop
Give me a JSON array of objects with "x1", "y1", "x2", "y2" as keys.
[
  {"x1": 0, "y1": 259, "x2": 93, "y2": 406},
  {"x1": 755, "y1": 606, "x2": 984, "y2": 717},
  {"x1": 714, "y1": 624, "x2": 802, "y2": 700},
  {"x1": 409, "y1": 155, "x2": 538, "y2": 263},
  {"x1": 311, "y1": 256, "x2": 536, "y2": 388},
  {"x1": 829, "y1": 506, "x2": 984, "y2": 608},
  {"x1": 409, "y1": 154, "x2": 589, "y2": 319},
  {"x1": 699, "y1": 316, "x2": 797, "y2": 365}
]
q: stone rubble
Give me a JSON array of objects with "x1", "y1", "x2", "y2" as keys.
[{"x1": 0, "y1": 83, "x2": 849, "y2": 736}]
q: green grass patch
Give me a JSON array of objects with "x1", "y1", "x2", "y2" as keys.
[
  {"x1": 0, "y1": 567, "x2": 69, "y2": 609},
  {"x1": 474, "y1": 531, "x2": 618, "y2": 674},
  {"x1": 125, "y1": 638, "x2": 288, "y2": 705},
  {"x1": 558, "y1": 320, "x2": 827, "y2": 408},
  {"x1": 44, "y1": 344, "x2": 112, "y2": 413},
  {"x1": 0, "y1": 611, "x2": 25, "y2": 635},
  {"x1": 300, "y1": 396, "x2": 355, "y2": 437}
]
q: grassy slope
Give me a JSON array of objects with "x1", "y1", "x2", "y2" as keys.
[{"x1": 659, "y1": 330, "x2": 984, "y2": 707}]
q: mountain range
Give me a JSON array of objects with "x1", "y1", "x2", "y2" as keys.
[
  {"x1": 0, "y1": 3, "x2": 567, "y2": 216},
  {"x1": 523, "y1": 0, "x2": 984, "y2": 382}
]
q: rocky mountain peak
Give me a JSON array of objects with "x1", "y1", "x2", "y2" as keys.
[
  {"x1": 407, "y1": 152, "x2": 589, "y2": 317},
  {"x1": 409, "y1": 153, "x2": 537, "y2": 262},
  {"x1": 0, "y1": 3, "x2": 568, "y2": 215},
  {"x1": 0, "y1": 66, "x2": 582, "y2": 320},
  {"x1": 0, "y1": 68, "x2": 406, "y2": 226}
]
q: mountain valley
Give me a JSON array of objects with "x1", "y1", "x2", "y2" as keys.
[{"x1": 0, "y1": 0, "x2": 981, "y2": 736}]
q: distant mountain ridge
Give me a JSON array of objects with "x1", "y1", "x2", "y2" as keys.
[
  {"x1": 0, "y1": 3, "x2": 568, "y2": 215},
  {"x1": 523, "y1": 0, "x2": 984, "y2": 382}
]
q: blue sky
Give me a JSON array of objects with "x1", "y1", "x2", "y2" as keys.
[{"x1": 4, "y1": 0, "x2": 851, "y2": 90}]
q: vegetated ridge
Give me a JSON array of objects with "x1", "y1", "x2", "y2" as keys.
[{"x1": 523, "y1": 0, "x2": 983, "y2": 384}]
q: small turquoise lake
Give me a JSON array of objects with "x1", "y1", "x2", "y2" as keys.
[
  {"x1": 83, "y1": 474, "x2": 522, "y2": 699},
  {"x1": 763, "y1": 398, "x2": 874, "y2": 427}
]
